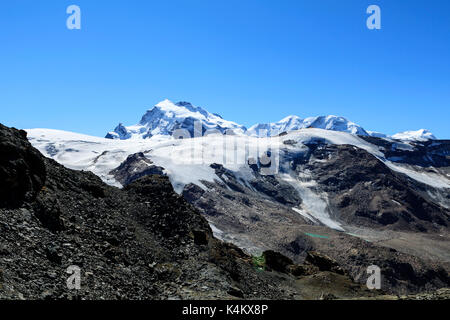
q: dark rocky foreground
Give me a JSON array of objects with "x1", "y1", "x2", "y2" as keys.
[{"x1": 0, "y1": 123, "x2": 390, "y2": 300}]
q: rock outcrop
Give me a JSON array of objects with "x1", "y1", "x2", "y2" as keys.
[{"x1": 110, "y1": 152, "x2": 165, "y2": 186}]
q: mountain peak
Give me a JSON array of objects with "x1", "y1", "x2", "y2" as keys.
[
  {"x1": 248, "y1": 114, "x2": 368, "y2": 137},
  {"x1": 106, "y1": 100, "x2": 246, "y2": 139}
]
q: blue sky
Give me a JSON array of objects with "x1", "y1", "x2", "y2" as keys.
[{"x1": 1, "y1": 0, "x2": 449, "y2": 137}]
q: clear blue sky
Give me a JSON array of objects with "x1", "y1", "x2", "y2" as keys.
[{"x1": 1, "y1": 0, "x2": 449, "y2": 138}]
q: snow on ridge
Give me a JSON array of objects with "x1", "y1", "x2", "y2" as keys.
[
  {"x1": 248, "y1": 114, "x2": 368, "y2": 137},
  {"x1": 367, "y1": 131, "x2": 388, "y2": 138},
  {"x1": 391, "y1": 129, "x2": 436, "y2": 142},
  {"x1": 384, "y1": 161, "x2": 449, "y2": 189}
]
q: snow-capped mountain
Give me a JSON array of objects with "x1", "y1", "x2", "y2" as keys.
[
  {"x1": 105, "y1": 99, "x2": 246, "y2": 139},
  {"x1": 248, "y1": 116, "x2": 438, "y2": 142},
  {"x1": 391, "y1": 129, "x2": 436, "y2": 142},
  {"x1": 105, "y1": 99, "x2": 437, "y2": 142},
  {"x1": 246, "y1": 115, "x2": 303, "y2": 137},
  {"x1": 247, "y1": 115, "x2": 369, "y2": 137}
]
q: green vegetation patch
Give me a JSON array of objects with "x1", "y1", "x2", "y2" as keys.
[{"x1": 252, "y1": 254, "x2": 266, "y2": 271}]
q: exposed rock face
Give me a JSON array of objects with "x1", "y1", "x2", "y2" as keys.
[
  {"x1": 210, "y1": 163, "x2": 302, "y2": 206},
  {"x1": 0, "y1": 124, "x2": 46, "y2": 208},
  {"x1": 305, "y1": 251, "x2": 345, "y2": 275},
  {"x1": 299, "y1": 144, "x2": 450, "y2": 231},
  {"x1": 263, "y1": 250, "x2": 294, "y2": 273},
  {"x1": 360, "y1": 136, "x2": 450, "y2": 168},
  {"x1": 110, "y1": 152, "x2": 164, "y2": 186}
]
